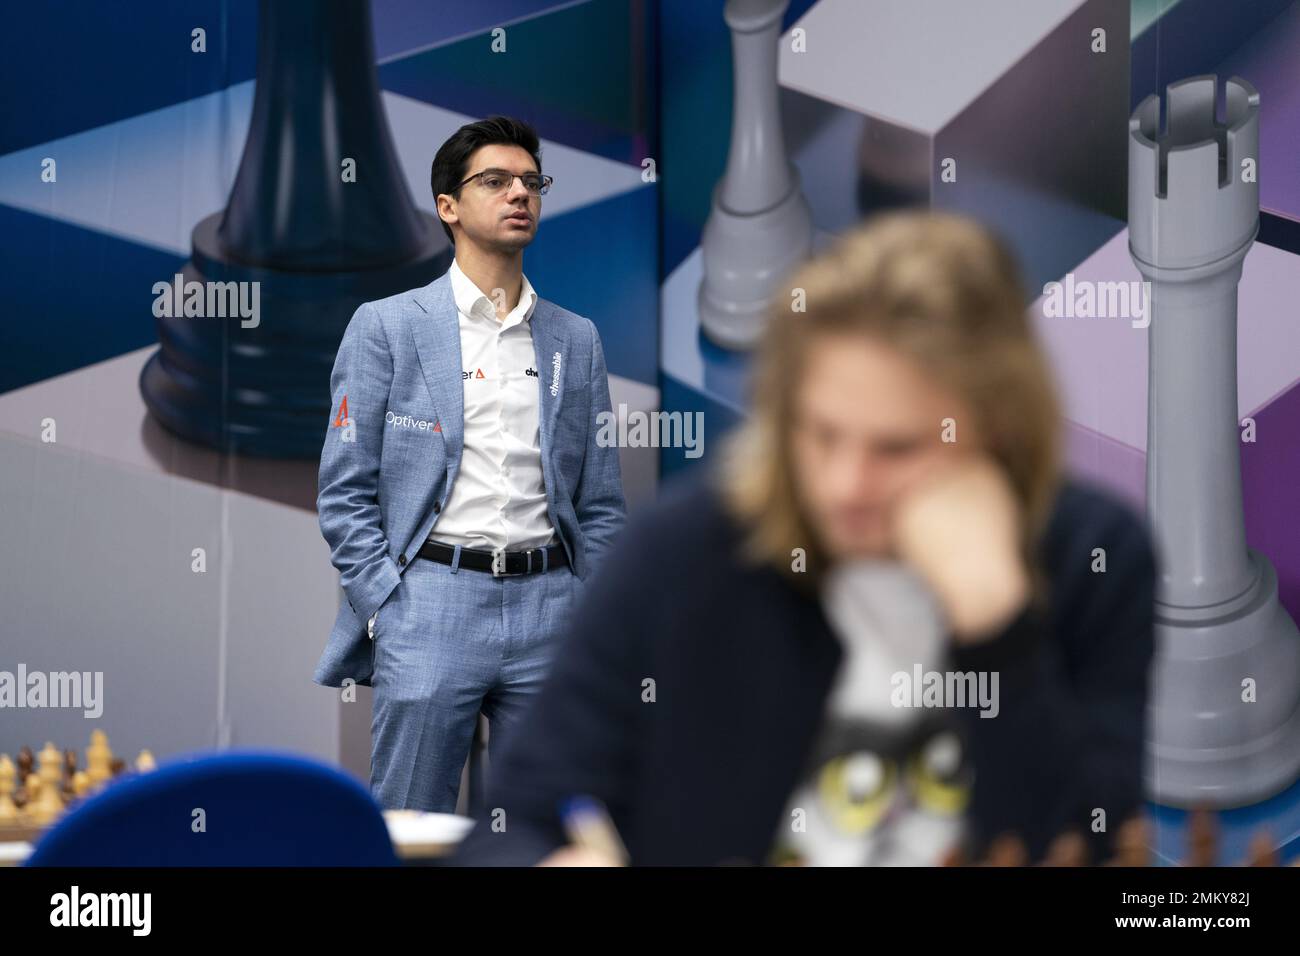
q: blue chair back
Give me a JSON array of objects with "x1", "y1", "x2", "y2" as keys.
[{"x1": 26, "y1": 750, "x2": 397, "y2": 866}]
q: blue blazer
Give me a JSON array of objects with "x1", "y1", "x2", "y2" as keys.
[{"x1": 313, "y1": 270, "x2": 627, "y2": 687}]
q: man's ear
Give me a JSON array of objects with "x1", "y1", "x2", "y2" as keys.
[{"x1": 436, "y1": 194, "x2": 458, "y2": 229}]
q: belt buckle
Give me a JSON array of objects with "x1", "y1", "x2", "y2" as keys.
[{"x1": 491, "y1": 547, "x2": 513, "y2": 578}]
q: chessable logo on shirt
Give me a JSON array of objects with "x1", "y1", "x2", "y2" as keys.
[{"x1": 463, "y1": 367, "x2": 542, "y2": 379}]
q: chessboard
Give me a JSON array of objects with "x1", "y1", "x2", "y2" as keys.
[{"x1": 0, "y1": 731, "x2": 154, "y2": 845}]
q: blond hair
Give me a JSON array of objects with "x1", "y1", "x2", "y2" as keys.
[{"x1": 717, "y1": 210, "x2": 1063, "y2": 599}]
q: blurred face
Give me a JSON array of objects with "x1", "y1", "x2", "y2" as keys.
[
  {"x1": 790, "y1": 333, "x2": 981, "y2": 561},
  {"x1": 439, "y1": 144, "x2": 540, "y2": 252}
]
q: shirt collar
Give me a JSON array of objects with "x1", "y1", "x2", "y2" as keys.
[{"x1": 448, "y1": 258, "x2": 538, "y2": 326}]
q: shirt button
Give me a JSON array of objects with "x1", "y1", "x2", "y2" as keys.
[{"x1": 398, "y1": 555, "x2": 407, "y2": 566}]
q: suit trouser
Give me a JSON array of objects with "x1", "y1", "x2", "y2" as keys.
[{"x1": 368, "y1": 545, "x2": 581, "y2": 812}]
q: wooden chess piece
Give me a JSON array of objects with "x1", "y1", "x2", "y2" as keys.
[
  {"x1": 1244, "y1": 829, "x2": 1279, "y2": 867},
  {"x1": 1106, "y1": 815, "x2": 1151, "y2": 867},
  {"x1": 86, "y1": 730, "x2": 111, "y2": 789},
  {"x1": 982, "y1": 834, "x2": 1029, "y2": 867},
  {"x1": 939, "y1": 844, "x2": 969, "y2": 867},
  {"x1": 13, "y1": 774, "x2": 30, "y2": 811},
  {"x1": 27, "y1": 743, "x2": 65, "y2": 827},
  {"x1": 1186, "y1": 807, "x2": 1217, "y2": 866},
  {"x1": 16, "y1": 746, "x2": 33, "y2": 782},
  {"x1": 61, "y1": 749, "x2": 77, "y2": 800},
  {"x1": 72, "y1": 771, "x2": 90, "y2": 799},
  {"x1": 135, "y1": 750, "x2": 156, "y2": 772},
  {"x1": 0, "y1": 756, "x2": 18, "y2": 825},
  {"x1": 1040, "y1": 831, "x2": 1088, "y2": 866}
]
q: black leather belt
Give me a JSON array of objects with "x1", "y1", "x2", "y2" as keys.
[{"x1": 418, "y1": 539, "x2": 568, "y2": 576}]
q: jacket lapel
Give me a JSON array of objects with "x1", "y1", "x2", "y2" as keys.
[
  {"x1": 410, "y1": 273, "x2": 464, "y2": 477},
  {"x1": 529, "y1": 299, "x2": 567, "y2": 470}
]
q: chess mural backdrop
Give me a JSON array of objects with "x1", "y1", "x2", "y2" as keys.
[
  {"x1": 0, "y1": 0, "x2": 657, "y2": 809},
  {"x1": 2, "y1": 0, "x2": 1300, "y2": 869},
  {"x1": 654, "y1": 0, "x2": 1300, "y2": 864}
]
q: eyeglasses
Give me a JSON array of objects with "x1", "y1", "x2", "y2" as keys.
[{"x1": 457, "y1": 168, "x2": 553, "y2": 196}]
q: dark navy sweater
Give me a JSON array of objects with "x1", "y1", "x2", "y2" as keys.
[{"x1": 453, "y1": 469, "x2": 1157, "y2": 865}]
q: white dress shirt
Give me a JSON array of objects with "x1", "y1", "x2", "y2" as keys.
[{"x1": 428, "y1": 258, "x2": 556, "y2": 552}]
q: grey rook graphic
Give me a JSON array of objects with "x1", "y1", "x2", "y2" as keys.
[{"x1": 1130, "y1": 74, "x2": 1300, "y2": 807}]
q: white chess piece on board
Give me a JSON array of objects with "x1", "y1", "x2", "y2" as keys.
[
  {"x1": 86, "y1": 730, "x2": 112, "y2": 789},
  {"x1": 28, "y1": 743, "x2": 65, "y2": 827},
  {"x1": 0, "y1": 756, "x2": 18, "y2": 825}
]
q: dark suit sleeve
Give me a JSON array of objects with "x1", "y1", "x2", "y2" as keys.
[
  {"x1": 317, "y1": 301, "x2": 402, "y2": 626},
  {"x1": 948, "y1": 501, "x2": 1156, "y2": 862},
  {"x1": 570, "y1": 319, "x2": 627, "y2": 573},
  {"x1": 451, "y1": 514, "x2": 650, "y2": 865}
]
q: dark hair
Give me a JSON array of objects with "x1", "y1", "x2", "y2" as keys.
[{"x1": 430, "y1": 115, "x2": 542, "y2": 244}]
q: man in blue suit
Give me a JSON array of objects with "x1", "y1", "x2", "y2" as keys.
[{"x1": 313, "y1": 116, "x2": 626, "y2": 812}]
